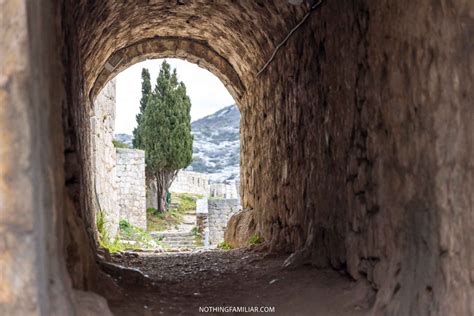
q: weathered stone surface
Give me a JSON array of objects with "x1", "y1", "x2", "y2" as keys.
[
  {"x1": 207, "y1": 199, "x2": 240, "y2": 245},
  {"x1": 169, "y1": 170, "x2": 209, "y2": 196},
  {"x1": 238, "y1": 1, "x2": 474, "y2": 315},
  {"x1": 116, "y1": 148, "x2": 146, "y2": 229},
  {"x1": 0, "y1": 0, "x2": 78, "y2": 315},
  {"x1": 209, "y1": 182, "x2": 240, "y2": 199},
  {"x1": 224, "y1": 209, "x2": 257, "y2": 249},
  {"x1": 91, "y1": 37, "x2": 246, "y2": 101},
  {"x1": 91, "y1": 80, "x2": 119, "y2": 237},
  {"x1": 72, "y1": 290, "x2": 113, "y2": 316}
]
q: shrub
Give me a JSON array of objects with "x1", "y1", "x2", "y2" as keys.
[
  {"x1": 218, "y1": 241, "x2": 232, "y2": 250},
  {"x1": 119, "y1": 219, "x2": 132, "y2": 231},
  {"x1": 96, "y1": 211, "x2": 107, "y2": 240},
  {"x1": 249, "y1": 234, "x2": 262, "y2": 246},
  {"x1": 112, "y1": 139, "x2": 130, "y2": 148}
]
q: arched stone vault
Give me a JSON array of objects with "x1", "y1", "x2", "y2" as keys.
[
  {"x1": 74, "y1": 0, "x2": 310, "y2": 104},
  {"x1": 91, "y1": 37, "x2": 246, "y2": 102}
]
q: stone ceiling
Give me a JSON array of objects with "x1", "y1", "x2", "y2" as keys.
[{"x1": 72, "y1": 0, "x2": 310, "y2": 101}]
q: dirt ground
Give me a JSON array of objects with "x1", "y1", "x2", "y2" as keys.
[{"x1": 102, "y1": 249, "x2": 374, "y2": 316}]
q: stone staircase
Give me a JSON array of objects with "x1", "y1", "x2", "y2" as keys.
[
  {"x1": 151, "y1": 210, "x2": 199, "y2": 250},
  {"x1": 152, "y1": 231, "x2": 197, "y2": 249}
]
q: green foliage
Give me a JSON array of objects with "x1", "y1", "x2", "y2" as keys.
[
  {"x1": 112, "y1": 139, "x2": 130, "y2": 148},
  {"x1": 146, "y1": 193, "x2": 200, "y2": 232},
  {"x1": 96, "y1": 214, "x2": 161, "y2": 252},
  {"x1": 218, "y1": 241, "x2": 232, "y2": 250},
  {"x1": 141, "y1": 62, "x2": 193, "y2": 172},
  {"x1": 119, "y1": 219, "x2": 132, "y2": 231},
  {"x1": 118, "y1": 219, "x2": 156, "y2": 246},
  {"x1": 100, "y1": 236, "x2": 128, "y2": 253},
  {"x1": 133, "y1": 68, "x2": 152, "y2": 149},
  {"x1": 133, "y1": 61, "x2": 193, "y2": 211},
  {"x1": 190, "y1": 226, "x2": 204, "y2": 247},
  {"x1": 173, "y1": 192, "x2": 199, "y2": 211},
  {"x1": 96, "y1": 211, "x2": 107, "y2": 241},
  {"x1": 249, "y1": 234, "x2": 263, "y2": 246},
  {"x1": 96, "y1": 211, "x2": 126, "y2": 253}
]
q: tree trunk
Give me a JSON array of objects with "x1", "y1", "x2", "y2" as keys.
[
  {"x1": 145, "y1": 171, "x2": 158, "y2": 210},
  {"x1": 155, "y1": 170, "x2": 178, "y2": 212}
]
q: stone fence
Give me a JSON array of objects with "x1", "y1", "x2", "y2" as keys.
[
  {"x1": 208, "y1": 199, "x2": 240, "y2": 245},
  {"x1": 209, "y1": 181, "x2": 240, "y2": 199},
  {"x1": 169, "y1": 170, "x2": 210, "y2": 196}
]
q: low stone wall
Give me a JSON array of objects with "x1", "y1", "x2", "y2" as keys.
[
  {"x1": 209, "y1": 182, "x2": 239, "y2": 199},
  {"x1": 91, "y1": 80, "x2": 119, "y2": 237},
  {"x1": 116, "y1": 148, "x2": 146, "y2": 229},
  {"x1": 208, "y1": 199, "x2": 240, "y2": 245},
  {"x1": 169, "y1": 170, "x2": 210, "y2": 196}
]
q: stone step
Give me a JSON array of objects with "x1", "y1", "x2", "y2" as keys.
[
  {"x1": 162, "y1": 238, "x2": 195, "y2": 243},
  {"x1": 162, "y1": 237, "x2": 196, "y2": 242},
  {"x1": 157, "y1": 236, "x2": 195, "y2": 240},
  {"x1": 164, "y1": 242, "x2": 195, "y2": 246},
  {"x1": 162, "y1": 234, "x2": 194, "y2": 238},
  {"x1": 151, "y1": 231, "x2": 194, "y2": 238},
  {"x1": 162, "y1": 243, "x2": 197, "y2": 248}
]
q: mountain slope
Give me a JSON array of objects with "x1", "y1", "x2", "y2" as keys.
[{"x1": 188, "y1": 104, "x2": 240, "y2": 182}]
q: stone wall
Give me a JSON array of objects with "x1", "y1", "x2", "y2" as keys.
[
  {"x1": 116, "y1": 148, "x2": 146, "y2": 229},
  {"x1": 209, "y1": 182, "x2": 240, "y2": 199},
  {"x1": 169, "y1": 170, "x2": 210, "y2": 196},
  {"x1": 91, "y1": 80, "x2": 119, "y2": 237},
  {"x1": 238, "y1": 1, "x2": 474, "y2": 315},
  {"x1": 0, "y1": 1, "x2": 79, "y2": 314},
  {"x1": 208, "y1": 199, "x2": 240, "y2": 245}
]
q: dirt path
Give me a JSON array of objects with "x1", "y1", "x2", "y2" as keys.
[{"x1": 104, "y1": 249, "x2": 373, "y2": 316}]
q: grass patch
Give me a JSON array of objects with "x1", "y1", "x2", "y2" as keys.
[
  {"x1": 96, "y1": 212, "x2": 161, "y2": 253},
  {"x1": 172, "y1": 192, "x2": 201, "y2": 211},
  {"x1": 119, "y1": 219, "x2": 156, "y2": 246},
  {"x1": 249, "y1": 234, "x2": 263, "y2": 246},
  {"x1": 97, "y1": 211, "x2": 127, "y2": 253},
  {"x1": 218, "y1": 241, "x2": 232, "y2": 250},
  {"x1": 146, "y1": 193, "x2": 202, "y2": 232},
  {"x1": 191, "y1": 226, "x2": 204, "y2": 247},
  {"x1": 112, "y1": 139, "x2": 130, "y2": 148}
]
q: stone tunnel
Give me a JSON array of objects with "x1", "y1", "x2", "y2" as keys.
[{"x1": 1, "y1": 0, "x2": 473, "y2": 315}]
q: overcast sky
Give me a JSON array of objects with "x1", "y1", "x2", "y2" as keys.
[{"x1": 115, "y1": 58, "x2": 235, "y2": 134}]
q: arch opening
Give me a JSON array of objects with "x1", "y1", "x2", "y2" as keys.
[
  {"x1": 91, "y1": 58, "x2": 242, "y2": 253},
  {"x1": 91, "y1": 37, "x2": 246, "y2": 103}
]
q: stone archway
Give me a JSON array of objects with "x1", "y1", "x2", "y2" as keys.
[
  {"x1": 91, "y1": 37, "x2": 246, "y2": 102},
  {"x1": 1, "y1": 0, "x2": 473, "y2": 315}
]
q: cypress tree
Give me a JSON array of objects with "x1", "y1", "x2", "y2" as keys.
[
  {"x1": 138, "y1": 61, "x2": 193, "y2": 211},
  {"x1": 132, "y1": 68, "x2": 151, "y2": 149}
]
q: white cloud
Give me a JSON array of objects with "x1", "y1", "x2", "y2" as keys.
[{"x1": 115, "y1": 58, "x2": 235, "y2": 134}]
